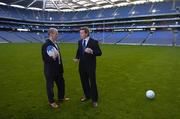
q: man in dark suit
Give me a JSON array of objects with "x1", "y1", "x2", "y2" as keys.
[
  {"x1": 42, "y1": 28, "x2": 69, "y2": 108},
  {"x1": 74, "y1": 27, "x2": 102, "y2": 107}
]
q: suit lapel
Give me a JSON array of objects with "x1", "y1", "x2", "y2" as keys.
[
  {"x1": 80, "y1": 38, "x2": 92, "y2": 55},
  {"x1": 48, "y1": 39, "x2": 59, "y2": 51},
  {"x1": 80, "y1": 39, "x2": 84, "y2": 48},
  {"x1": 86, "y1": 38, "x2": 92, "y2": 48},
  {"x1": 81, "y1": 37, "x2": 92, "y2": 48},
  {"x1": 55, "y1": 43, "x2": 60, "y2": 51}
]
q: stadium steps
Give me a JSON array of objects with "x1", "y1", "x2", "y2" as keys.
[
  {"x1": 102, "y1": 32, "x2": 115, "y2": 43},
  {"x1": 143, "y1": 31, "x2": 174, "y2": 46},
  {"x1": 175, "y1": 31, "x2": 180, "y2": 46},
  {"x1": 14, "y1": 32, "x2": 32, "y2": 43},
  {"x1": 129, "y1": 5, "x2": 136, "y2": 16},
  {"x1": 148, "y1": 2, "x2": 154, "y2": 13},
  {"x1": 140, "y1": 32, "x2": 151, "y2": 45},
  {"x1": 0, "y1": 31, "x2": 28, "y2": 43},
  {"x1": 99, "y1": 32, "x2": 116, "y2": 44},
  {"x1": 172, "y1": 0, "x2": 176, "y2": 10},
  {"x1": 27, "y1": 33, "x2": 43, "y2": 43},
  {"x1": 141, "y1": 32, "x2": 153, "y2": 45},
  {"x1": 19, "y1": 32, "x2": 43, "y2": 43},
  {"x1": 91, "y1": 32, "x2": 109, "y2": 43},
  {"x1": 116, "y1": 32, "x2": 131, "y2": 44},
  {"x1": 118, "y1": 31, "x2": 149, "y2": 45},
  {"x1": 103, "y1": 32, "x2": 114, "y2": 41},
  {"x1": 0, "y1": 35, "x2": 11, "y2": 43}
]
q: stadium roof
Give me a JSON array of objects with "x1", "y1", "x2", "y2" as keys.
[{"x1": 0, "y1": 0, "x2": 165, "y2": 12}]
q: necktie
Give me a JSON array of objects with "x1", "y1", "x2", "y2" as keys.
[{"x1": 83, "y1": 40, "x2": 86, "y2": 49}]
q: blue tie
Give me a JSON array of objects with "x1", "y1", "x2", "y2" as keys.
[
  {"x1": 83, "y1": 40, "x2": 86, "y2": 49},
  {"x1": 82, "y1": 40, "x2": 86, "y2": 54}
]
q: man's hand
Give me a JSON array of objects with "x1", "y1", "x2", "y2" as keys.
[
  {"x1": 52, "y1": 50, "x2": 59, "y2": 60},
  {"x1": 73, "y1": 58, "x2": 79, "y2": 63},
  {"x1": 85, "y1": 48, "x2": 93, "y2": 54}
]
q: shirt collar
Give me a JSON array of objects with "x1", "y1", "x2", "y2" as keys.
[
  {"x1": 48, "y1": 38, "x2": 58, "y2": 49},
  {"x1": 49, "y1": 37, "x2": 56, "y2": 44},
  {"x1": 84, "y1": 36, "x2": 89, "y2": 42}
]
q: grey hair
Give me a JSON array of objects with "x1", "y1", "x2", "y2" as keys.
[{"x1": 48, "y1": 28, "x2": 58, "y2": 36}]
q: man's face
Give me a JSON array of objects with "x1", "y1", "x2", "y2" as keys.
[
  {"x1": 80, "y1": 30, "x2": 88, "y2": 40},
  {"x1": 51, "y1": 31, "x2": 58, "y2": 42}
]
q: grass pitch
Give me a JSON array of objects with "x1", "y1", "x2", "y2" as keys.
[{"x1": 0, "y1": 43, "x2": 180, "y2": 119}]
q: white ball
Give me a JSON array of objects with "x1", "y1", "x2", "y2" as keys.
[
  {"x1": 146, "y1": 90, "x2": 155, "y2": 99},
  {"x1": 47, "y1": 45, "x2": 57, "y2": 57}
]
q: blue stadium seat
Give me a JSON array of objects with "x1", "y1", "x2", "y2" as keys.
[
  {"x1": 59, "y1": 32, "x2": 79, "y2": 42},
  {"x1": 0, "y1": 31, "x2": 29, "y2": 43},
  {"x1": 104, "y1": 32, "x2": 129, "y2": 43},
  {"x1": 120, "y1": 31, "x2": 149, "y2": 44},
  {"x1": 72, "y1": 10, "x2": 90, "y2": 21},
  {"x1": 152, "y1": 1, "x2": 175, "y2": 14},
  {"x1": 144, "y1": 31, "x2": 174, "y2": 46},
  {"x1": 176, "y1": 31, "x2": 180, "y2": 46},
  {"x1": 132, "y1": 3, "x2": 152, "y2": 16},
  {"x1": 114, "y1": 6, "x2": 132, "y2": 18},
  {"x1": 0, "y1": 1, "x2": 177, "y2": 21}
]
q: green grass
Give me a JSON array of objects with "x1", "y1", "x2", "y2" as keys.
[{"x1": 0, "y1": 43, "x2": 180, "y2": 119}]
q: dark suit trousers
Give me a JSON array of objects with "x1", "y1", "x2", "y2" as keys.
[
  {"x1": 44, "y1": 73, "x2": 65, "y2": 103},
  {"x1": 79, "y1": 68, "x2": 98, "y2": 102}
]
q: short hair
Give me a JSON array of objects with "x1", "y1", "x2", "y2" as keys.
[
  {"x1": 80, "y1": 27, "x2": 90, "y2": 36},
  {"x1": 48, "y1": 28, "x2": 58, "y2": 36}
]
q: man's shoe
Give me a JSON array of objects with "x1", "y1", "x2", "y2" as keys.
[
  {"x1": 49, "y1": 102, "x2": 59, "y2": 108},
  {"x1": 92, "y1": 102, "x2": 98, "y2": 108},
  {"x1": 64, "y1": 97, "x2": 70, "y2": 101},
  {"x1": 58, "y1": 97, "x2": 70, "y2": 103},
  {"x1": 80, "y1": 96, "x2": 90, "y2": 102}
]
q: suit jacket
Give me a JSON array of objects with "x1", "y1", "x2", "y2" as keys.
[
  {"x1": 42, "y1": 39, "x2": 64, "y2": 76},
  {"x1": 76, "y1": 37, "x2": 102, "y2": 71}
]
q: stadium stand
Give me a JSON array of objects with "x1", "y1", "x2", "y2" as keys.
[
  {"x1": 144, "y1": 31, "x2": 174, "y2": 46},
  {"x1": 119, "y1": 31, "x2": 150, "y2": 45},
  {"x1": 0, "y1": 0, "x2": 179, "y2": 46},
  {"x1": 176, "y1": 31, "x2": 180, "y2": 46},
  {"x1": 0, "y1": 1, "x2": 179, "y2": 21}
]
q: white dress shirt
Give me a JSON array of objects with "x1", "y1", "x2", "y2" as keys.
[{"x1": 83, "y1": 36, "x2": 89, "y2": 47}]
